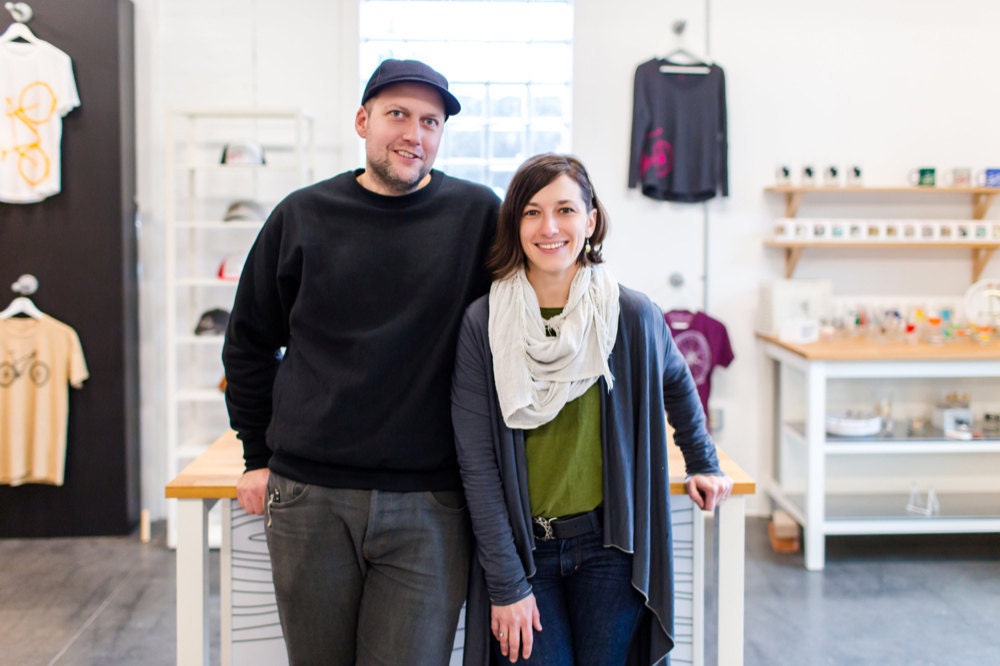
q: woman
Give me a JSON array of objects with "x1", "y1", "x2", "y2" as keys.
[{"x1": 452, "y1": 153, "x2": 733, "y2": 665}]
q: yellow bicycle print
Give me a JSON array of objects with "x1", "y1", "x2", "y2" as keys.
[{"x1": 2, "y1": 81, "x2": 57, "y2": 187}]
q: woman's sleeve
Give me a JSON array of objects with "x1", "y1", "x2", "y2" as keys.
[{"x1": 452, "y1": 310, "x2": 533, "y2": 606}]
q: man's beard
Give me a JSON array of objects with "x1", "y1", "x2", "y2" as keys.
[{"x1": 366, "y1": 152, "x2": 429, "y2": 195}]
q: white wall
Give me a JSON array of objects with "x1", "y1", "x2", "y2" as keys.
[{"x1": 134, "y1": 0, "x2": 1000, "y2": 518}]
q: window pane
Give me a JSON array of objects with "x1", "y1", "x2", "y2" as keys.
[
  {"x1": 445, "y1": 129, "x2": 486, "y2": 159},
  {"x1": 490, "y1": 130, "x2": 525, "y2": 160}
]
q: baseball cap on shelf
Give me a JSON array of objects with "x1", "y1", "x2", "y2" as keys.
[
  {"x1": 194, "y1": 308, "x2": 230, "y2": 336},
  {"x1": 361, "y1": 59, "x2": 461, "y2": 117},
  {"x1": 220, "y1": 140, "x2": 266, "y2": 165},
  {"x1": 223, "y1": 200, "x2": 267, "y2": 222},
  {"x1": 218, "y1": 253, "x2": 247, "y2": 281}
]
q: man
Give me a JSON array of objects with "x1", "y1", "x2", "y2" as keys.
[{"x1": 223, "y1": 59, "x2": 500, "y2": 665}]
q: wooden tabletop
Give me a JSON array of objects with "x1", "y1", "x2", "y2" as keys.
[
  {"x1": 757, "y1": 333, "x2": 1000, "y2": 361},
  {"x1": 167, "y1": 430, "x2": 756, "y2": 500}
]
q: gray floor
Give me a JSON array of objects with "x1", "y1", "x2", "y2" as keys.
[{"x1": 1, "y1": 518, "x2": 997, "y2": 665}]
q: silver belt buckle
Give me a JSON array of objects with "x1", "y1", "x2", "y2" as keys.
[{"x1": 534, "y1": 516, "x2": 555, "y2": 541}]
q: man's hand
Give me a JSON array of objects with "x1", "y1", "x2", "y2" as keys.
[
  {"x1": 236, "y1": 468, "x2": 270, "y2": 515},
  {"x1": 686, "y1": 473, "x2": 733, "y2": 512},
  {"x1": 492, "y1": 594, "x2": 542, "y2": 663}
]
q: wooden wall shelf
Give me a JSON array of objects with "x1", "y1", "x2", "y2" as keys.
[
  {"x1": 764, "y1": 185, "x2": 998, "y2": 219},
  {"x1": 764, "y1": 186, "x2": 1000, "y2": 280},
  {"x1": 764, "y1": 240, "x2": 1000, "y2": 281}
]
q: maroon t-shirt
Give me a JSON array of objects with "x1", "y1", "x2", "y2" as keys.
[{"x1": 663, "y1": 310, "x2": 734, "y2": 421}]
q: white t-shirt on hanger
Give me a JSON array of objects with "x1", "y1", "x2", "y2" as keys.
[{"x1": 0, "y1": 39, "x2": 80, "y2": 203}]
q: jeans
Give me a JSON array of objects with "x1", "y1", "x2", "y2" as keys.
[
  {"x1": 521, "y1": 530, "x2": 645, "y2": 665},
  {"x1": 265, "y1": 471, "x2": 472, "y2": 665}
]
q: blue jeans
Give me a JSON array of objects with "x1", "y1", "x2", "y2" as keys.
[
  {"x1": 520, "y1": 530, "x2": 645, "y2": 665},
  {"x1": 265, "y1": 472, "x2": 472, "y2": 665}
]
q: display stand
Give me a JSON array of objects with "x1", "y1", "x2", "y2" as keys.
[
  {"x1": 0, "y1": 0, "x2": 138, "y2": 537},
  {"x1": 763, "y1": 185, "x2": 1000, "y2": 281},
  {"x1": 164, "y1": 109, "x2": 314, "y2": 547}
]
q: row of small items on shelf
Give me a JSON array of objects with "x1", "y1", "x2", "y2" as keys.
[
  {"x1": 826, "y1": 393, "x2": 999, "y2": 440},
  {"x1": 815, "y1": 305, "x2": 995, "y2": 345},
  {"x1": 773, "y1": 218, "x2": 1000, "y2": 242}
]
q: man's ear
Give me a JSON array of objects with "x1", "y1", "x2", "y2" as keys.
[{"x1": 354, "y1": 105, "x2": 369, "y2": 139}]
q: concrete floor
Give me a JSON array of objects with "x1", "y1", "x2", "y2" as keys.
[{"x1": 1, "y1": 518, "x2": 997, "y2": 665}]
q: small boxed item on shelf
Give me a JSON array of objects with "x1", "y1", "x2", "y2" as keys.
[
  {"x1": 932, "y1": 392, "x2": 972, "y2": 432},
  {"x1": 757, "y1": 279, "x2": 832, "y2": 339}
]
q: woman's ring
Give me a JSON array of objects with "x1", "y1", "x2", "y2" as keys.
[{"x1": 499, "y1": 632, "x2": 505, "y2": 638}]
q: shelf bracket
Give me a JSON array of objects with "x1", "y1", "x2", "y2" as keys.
[
  {"x1": 784, "y1": 192, "x2": 802, "y2": 218},
  {"x1": 972, "y1": 247, "x2": 995, "y2": 282},
  {"x1": 783, "y1": 246, "x2": 803, "y2": 278},
  {"x1": 973, "y1": 192, "x2": 996, "y2": 220}
]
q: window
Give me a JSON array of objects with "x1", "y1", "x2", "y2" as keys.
[{"x1": 360, "y1": 0, "x2": 573, "y2": 194}]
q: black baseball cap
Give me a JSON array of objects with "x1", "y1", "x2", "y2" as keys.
[
  {"x1": 194, "y1": 308, "x2": 230, "y2": 336},
  {"x1": 361, "y1": 59, "x2": 461, "y2": 117}
]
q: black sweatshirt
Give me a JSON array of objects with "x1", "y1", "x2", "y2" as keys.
[{"x1": 223, "y1": 169, "x2": 500, "y2": 491}]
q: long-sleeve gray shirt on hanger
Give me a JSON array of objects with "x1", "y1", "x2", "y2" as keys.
[{"x1": 628, "y1": 59, "x2": 728, "y2": 202}]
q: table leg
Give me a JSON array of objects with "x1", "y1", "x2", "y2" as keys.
[
  {"x1": 804, "y1": 363, "x2": 827, "y2": 571},
  {"x1": 176, "y1": 498, "x2": 217, "y2": 666},
  {"x1": 716, "y1": 496, "x2": 745, "y2": 666}
]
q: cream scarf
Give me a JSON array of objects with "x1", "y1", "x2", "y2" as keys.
[{"x1": 488, "y1": 265, "x2": 620, "y2": 430}]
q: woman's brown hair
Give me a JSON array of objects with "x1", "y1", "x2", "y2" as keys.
[{"x1": 486, "y1": 153, "x2": 608, "y2": 280}]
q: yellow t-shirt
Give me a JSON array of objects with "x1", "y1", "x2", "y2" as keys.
[{"x1": 0, "y1": 314, "x2": 88, "y2": 486}]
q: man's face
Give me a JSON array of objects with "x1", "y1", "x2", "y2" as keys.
[{"x1": 355, "y1": 82, "x2": 446, "y2": 195}]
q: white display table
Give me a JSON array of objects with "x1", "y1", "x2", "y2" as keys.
[
  {"x1": 760, "y1": 334, "x2": 1000, "y2": 571},
  {"x1": 166, "y1": 431, "x2": 754, "y2": 665}
]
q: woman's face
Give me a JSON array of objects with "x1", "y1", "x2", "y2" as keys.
[{"x1": 518, "y1": 174, "x2": 597, "y2": 285}]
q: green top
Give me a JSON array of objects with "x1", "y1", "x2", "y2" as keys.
[{"x1": 525, "y1": 307, "x2": 604, "y2": 518}]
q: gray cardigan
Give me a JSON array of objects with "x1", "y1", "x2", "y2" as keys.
[{"x1": 452, "y1": 284, "x2": 723, "y2": 665}]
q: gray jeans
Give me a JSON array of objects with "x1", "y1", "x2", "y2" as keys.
[{"x1": 265, "y1": 472, "x2": 472, "y2": 665}]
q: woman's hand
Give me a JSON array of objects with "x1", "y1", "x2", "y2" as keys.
[
  {"x1": 686, "y1": 473, "x2": 733, "y2": 512},
  {"x1": 491, "y1": 594, "x2": 542, "y2": 663}
]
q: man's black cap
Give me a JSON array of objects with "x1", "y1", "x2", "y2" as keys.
[{"x1": 361, "y1": 59, "x2": 461, "y2": 117}]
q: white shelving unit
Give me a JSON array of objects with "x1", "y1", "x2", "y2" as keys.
[
  {"x1": 760, "y1": 336, "x2": 1000, "y2": 570},
  {"x1": 165, "y1": 108, "x2": 314, "y2": 547}
]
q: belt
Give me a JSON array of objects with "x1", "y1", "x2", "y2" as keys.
[{"x1": 532, "y1": 508, "x2": 602, "y2": 541}]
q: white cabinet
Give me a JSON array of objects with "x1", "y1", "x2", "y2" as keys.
[
  {"x1": 165, "y1": 108, "x2": 314, "y2": 547},
  {"x1": 760, "y1": 335, "x2": 1000, "y2": 570}
]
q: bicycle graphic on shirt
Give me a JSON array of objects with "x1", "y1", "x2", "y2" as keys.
[
  {"x1": 2, "y1": 81, "x2": 57, "y2": 187},
  {"x1": 0, "y1": 351, "x2": 50, "y2": 388}
]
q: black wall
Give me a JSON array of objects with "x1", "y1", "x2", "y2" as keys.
[{"x1": 0, "y1": 0, "x2": 138, "y2": 537}]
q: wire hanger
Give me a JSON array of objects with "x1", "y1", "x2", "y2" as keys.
[
  {"x1": 659, "y1": 19, "x2": 711, "y2": 75},
  {"x1": 1, "y1": 273, "x2": 44, "y2": 319},
  {"x1": 0, "y1": 2, "x2": 39, "y2": 44}
]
